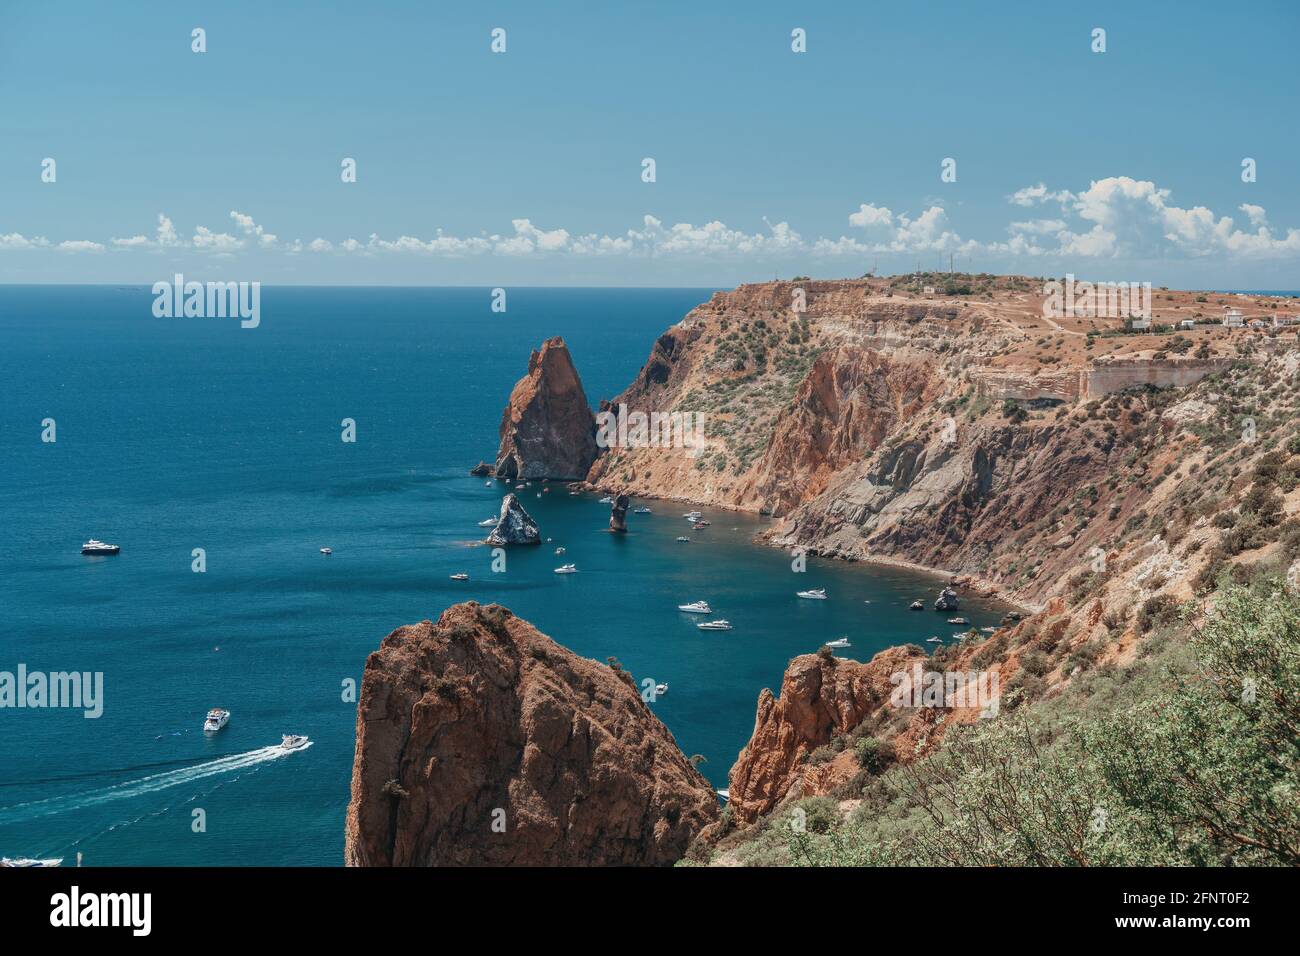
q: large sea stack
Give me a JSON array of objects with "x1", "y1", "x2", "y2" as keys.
[
  {"x1": 495, "y1": 337, "x2": 599, "y2": 480},
  {"x1": 344, "y1": 602, "x2": 719, "y2": 866}
]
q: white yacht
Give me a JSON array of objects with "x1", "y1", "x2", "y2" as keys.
[
  {"x1": 280, "y1": 734, "x2": 309, "y2": 751},
  {"x1": 797, "y1": 588, "x2": 827, "y2": 600},
  {"x1": 676, "y1": 536, "x2": 691, "y2": 542},
  {"x1": 450, "y1": 572, "x2": 469, "y2": 581},
  {"x1": 715, "y1": 789, "x2": 730, "y2": 803},
  {"x1": 80, "y1": 539, "x2": 119, "y2": 556},
  {"x1": 477, "y1": 517, "x2": 497, "y2": 527},
  {"x1": 655, "y1": 682, "x2": 668, "y2": 696},
  {"x1": 697, "y1": 619, "x2": 733, "y2": 631},
  {"x1": 634, "y1": 507, "x2": 652, "y2": 514},
  {"x1": 203, "y1": 708, "x2": 230, "y2": 733},
  {"x1": 824, "y1": 637, "x2": 851, "y2": 649},
  {"x1": 947, "y1": 617, "x2": 969, "y2": 625},
  {"x1": 682, "y1": 511, "x2": 702, "y2": 521},
  {"x1": 0, "y1": 857, "x2": 62, "y2": 867},
  {"x1": 319, "y1": 547, "x2": 332, "y2": 555},
  {"x1": 554, "y1": 563, "x2": 578, "y2": 574},
  {"x1": 926, "y1": 636, "x2": 943, "y2": 643},
  {"x1": 677, "y1": 600, "x2": 712, "y2": 614}
]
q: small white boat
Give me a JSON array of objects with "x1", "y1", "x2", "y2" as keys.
[
  {"x1": 677, "y1": 600, "x2": 712, "y2": 614},
  {"x1": 682, "y1": 511, "x2": 702, "y2": 521},
  {"x1": 953, "y1": 632, "x2": 970, "y2": 640},
  {"x1": 947, "y1": 617, "x2": 969, "y2": 625},
  {"x1": 926, "y1": 636, "x2": 943, "y2": 643},
  {"x1": 280, "y1": 734, "x2": 309, "y2": 751},
  {"x1": 715, "y1": 789, "x2": 730, "y2": 803},
  {"x1": 477, "y1": 518, "x2": 497, "y2": 527},
  {"x1": 80, "y1": 538, "x2": 120, "y2": 556},
  {"x1": 909, "y1": 600, "x2": 924, "y2": 610},
  {"x1": 981, "y1": 626, "x2": 997, "y2": 633},
  {"x1": 203, "y1": 707, "x2": 230, "y2": 733},
  {"x1": 824, "y1": 637, "x2": 851, "y2": 649},
  {"x1": 697, "y1": 619, "x2": 733, "y2": 631},
  {"x1": 555, "y1": 546, "x2": 566, "y2": 555},
  {"x1": 634, "y1": 507, "x2": 652, "y2": 514},
  {"x1": 797, "y1": 588, "x2": 827, "y2": 600},
  {"x1": 450, "y1": 572, "x2": 469, "y2": 581},
  {"x1": 0, "y1": 857, "x2": 62, "y2": 867},
  {"x1": 485, "y1": 480, "x2": 494, "y2": 486},
  {"x1": 319, "y1": 547, "x2": 332, "y2": 555},
  {"x1": 655, "y1": 682, "x2": 668, "y2": 696},
  {"x1": 598, "y1": 496, "x2": 614, "y2": 504},
  {"x1": 676, "y1": 536, "x2": 690, "y2": 542},
  {"x1": 692, "y1": 519, "x2": 711, "y2": 527},
  {"x1": 554, "y1": 563, "x2": 578, "y2": 574}
]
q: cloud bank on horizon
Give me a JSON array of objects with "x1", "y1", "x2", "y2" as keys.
[{"x1": 4, "y1": 177, "x2": 1298, "y2": 268}]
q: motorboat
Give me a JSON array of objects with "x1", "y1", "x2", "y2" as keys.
[
  {"x1": 676, "y1": 536, "x2": 690, "y2": 542},
  {"x1": 203, "y1": 708, "x2": 230, "y2": 733},
  {"x1": 634, "y1": 507, "x2": 652, "y2": 514},
  {"x1": 598, "y1": 496, "x2": 614, "y2": 504},
  {"x1": 909, "y1": 600, "x2": 924, "y2": 610},
  {"x1": 555, "y1": 546, "x2": 566, "y2": 555},
  {"x1": 319, "y1": 547, "x2": 332, "y2": 555},
  {"x1": 0, "y1": 857, "x2": 62, "y2": 867},
  {"x1": 80, "y1": 539, "x2": 120, "y2": 556},
  {"x1": 981, "y1": 626, "x2": 997, "y2": 633},
  {"x1": 926, "y1": 636, "x2": 943, "y2": 643},
  {"x1": 947, "y1": 617, "x2": 969, "y2": 625},
  {"x1": 280, "y1": 734, "x2": 309, "y2": 751},
  {"x1": 478, "y1": 517, "x2": 497, "y2": 527},
  {"x1": 715, "y1": 789, "x2": 730, "y2": 803},
  {"x1": 691, "y1": 521, "x2": 708, "y2": 530},
  {"x1": 697, "y1": 620, "x2": 733, "y2": 631},
  {"x1": 450, "y1": 572, "x2": 469, "y2": 581},
  {"x1": 824, "y1": 637, "x2": 851, "y2": 649},
  {"x1": 797, "y1": 588, "x2": 827, "y2": 600},
  {"x1": 677, "y1": 600, "x2": 712, "y2": 614},
  {"x1": 682, "y1": 511, "x2": 702, "y2": 521},
  {"x1": 554, "y1": 564, "x2": 578, "y2": 574},
  {"x1": 655, "y1": 683, "x2": 668, "y2": 696}
]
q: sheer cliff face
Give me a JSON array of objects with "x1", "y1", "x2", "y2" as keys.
[
  {"x1": 496, "y1": 337, "x2": 598, "y2": 480},
  {"x1": 345, "y1": 603, "x2": 719, "y2": 866},
  {"x1": 584, "y1": 278, "x2": 1240, "y2": 608}
]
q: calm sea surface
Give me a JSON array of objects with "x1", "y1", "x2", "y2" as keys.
[{"x1": 0, "y1": 286, "x2": 1006, "y2": 865}]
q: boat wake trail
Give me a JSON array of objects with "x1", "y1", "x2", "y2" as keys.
[{"x1": 0, "y1": 743, "x2": 311, "y2": 825}]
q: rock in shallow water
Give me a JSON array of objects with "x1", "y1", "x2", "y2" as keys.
[{"x1": 485, "y1": 493, "x2": 540, "y2": 546}]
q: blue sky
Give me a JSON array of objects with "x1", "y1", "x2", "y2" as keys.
[{"x1": 2, "y1": 0, "x2": 1298, "y2": 287}]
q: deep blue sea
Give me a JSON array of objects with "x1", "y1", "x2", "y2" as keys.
[{"x1": 0, "y1": 286, "x2": 1007, "y2": 865}]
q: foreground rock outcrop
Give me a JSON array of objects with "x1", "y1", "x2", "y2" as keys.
[
  {"x1": 485, "y1": 493, "x2": 541, "y2": 546},
  {"x1": 345, "y1": 602, "x2": 719, "y2": 866},
  {"x1": 728, "y1": 645, "x2": 928, "y2": 824},
  {"x1": 495, "y1": 337, "x2": 598, "y2": 480}
]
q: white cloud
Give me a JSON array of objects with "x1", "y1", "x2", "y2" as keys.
[
  {"x1": 7, "y1": 184, "x2": 1300, "y2": 265},
  {"x1": 230, "y1": 210, "x2": 277, "y2": 246}
]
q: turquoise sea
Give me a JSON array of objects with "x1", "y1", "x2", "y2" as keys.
[{"x1": 0, "y1": 286, "x2": 1008, "y2": 865}]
